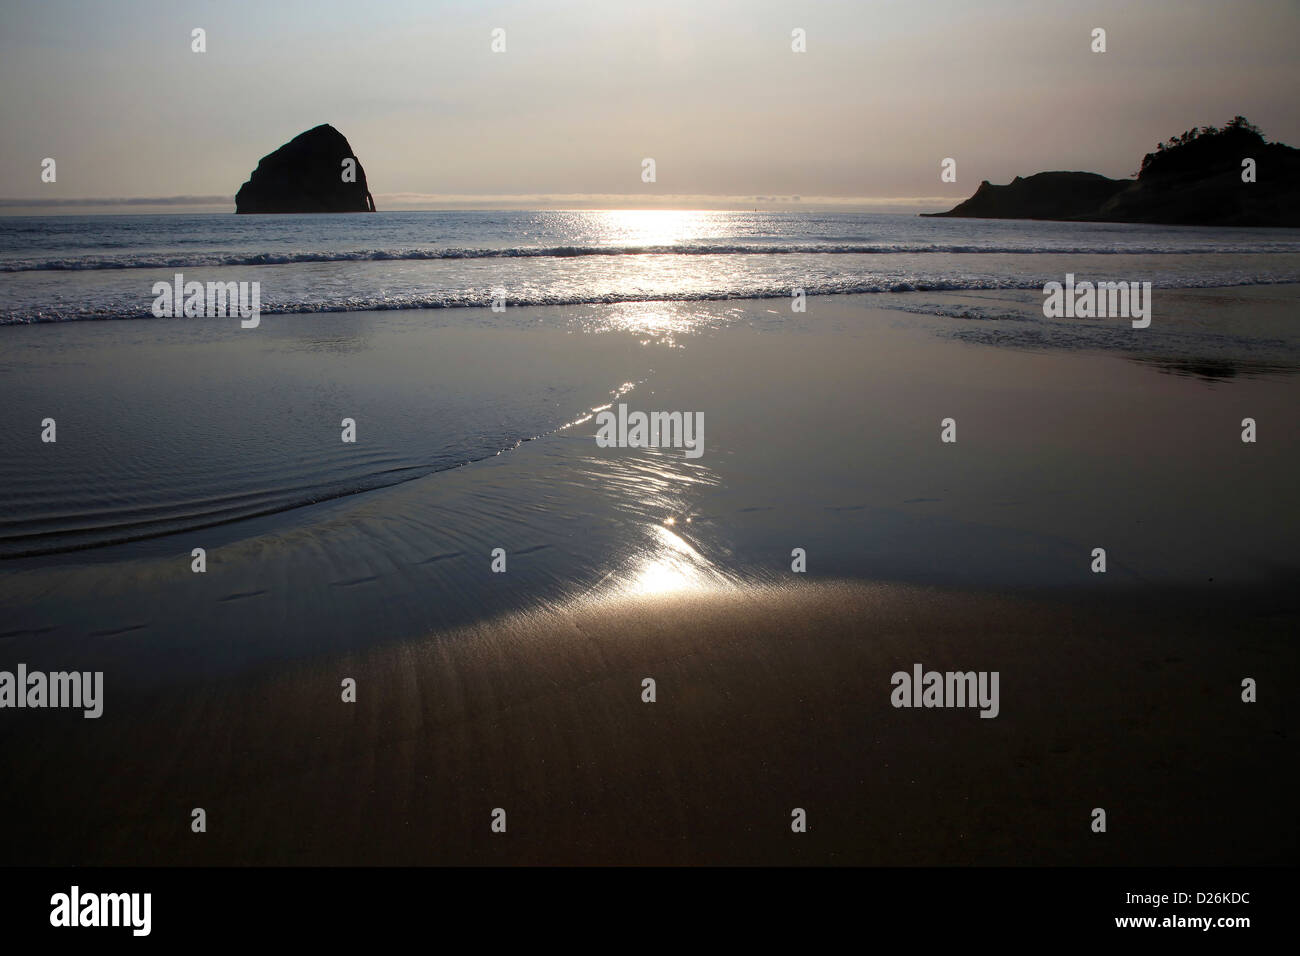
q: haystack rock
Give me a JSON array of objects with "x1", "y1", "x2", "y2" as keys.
[{"x1": 235, "y1": 124, "x2": 376, "y2": 214}]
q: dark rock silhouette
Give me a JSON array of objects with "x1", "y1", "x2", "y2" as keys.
[
  {"x1": 929, "y1": 171, "x2": 1128, "y2": 221},
  {"x1": 236, "y1": 125, "x2": 375, "y2": 214},
  {"x1": 925, "y1": 117, "x2": 1300, "y2": 227}
]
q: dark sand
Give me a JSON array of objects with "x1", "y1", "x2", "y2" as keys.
[{"x1": 3, "y1": 581, "x2": 1293, "y2": 866}]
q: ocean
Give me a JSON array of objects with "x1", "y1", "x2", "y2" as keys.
[
  {"x1": 2, "y1": 210, "x2": 1298, "y2": 567},
  {"x1": 5, "y1": 209, "x2": 1300, "y2": 322}
]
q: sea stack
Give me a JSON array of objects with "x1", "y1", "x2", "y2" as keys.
[{"x1": 235, "y1": 124, "x2": 376, "y2": 214}]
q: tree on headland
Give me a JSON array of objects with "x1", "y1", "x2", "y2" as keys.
[
  {"x1": 1225, "y1": 115, "x2": 1263, "y2": 135},
  {"x1": 1139, "y1": 116, "x2": 1267, "y2": 179}
]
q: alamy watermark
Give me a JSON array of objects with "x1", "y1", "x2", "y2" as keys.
[
  {"x1": 1043, "y1": 273, "x2": 1151, "y2": 328},
  {"x1": 891, "y1": 663, "x2": 999, "y2": 718},
  {"x1": 0, "y1": 664, "x2": 103, "y2": 718},
  {"x1": 151, "y1": 272, "x2": 261, "y2": 328},
  {"x1": 0, "y1": 665, "x2": 102, "y2": 717},
  {"x1": 50, "y1": 886, "x2": 150, "y2": 936},
  {"x1": 595, "y1": 403, "x2": 704, "y2": 459}
]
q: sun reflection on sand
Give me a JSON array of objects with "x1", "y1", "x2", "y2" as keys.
[{"x1": 619, "y1": 522, "x2": 733, "y2": 597}]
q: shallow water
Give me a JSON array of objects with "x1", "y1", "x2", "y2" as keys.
[
  {"x1": 1, "y1": 294, "x2": 1295, "y2": 687},
  {"x1": 3, "y1": 286, "x2": 1296, "y2": 562}
]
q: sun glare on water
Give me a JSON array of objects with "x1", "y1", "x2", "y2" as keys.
[
  {"x1": 622, "y1": 522, "x2": 727, "y2": 596},
  {"x1": 597, "y1": 209, "x2": 717, "y2": 247}
]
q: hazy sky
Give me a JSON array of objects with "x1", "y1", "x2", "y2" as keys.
[{"x1": 1, "y1": 0, "x2": 1297, "y2": 212}]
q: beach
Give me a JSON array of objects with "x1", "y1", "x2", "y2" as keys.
[
  {"x1": 6, "y1": 1, "x2": 1300, "y2": 937},
  {"x1": 0, "y1": 580, "x2": 1294, "y2": 866},
  {"x1": 1, "y1": 286, "x2": 1296, "y2": 865}
]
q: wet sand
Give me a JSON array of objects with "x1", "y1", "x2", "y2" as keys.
[{"x1": 2, "y1": 580, "x2": 1294, "y2": 866}]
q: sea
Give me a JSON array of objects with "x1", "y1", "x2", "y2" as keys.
[
  {"x1": 4, "y1": 209, "x2": 1300, "y2": 322},
  {"x1": 1, "y1": 209, "x2": 1297, "y2": 583}
]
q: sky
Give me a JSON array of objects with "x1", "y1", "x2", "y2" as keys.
[{"x1": 1, "y1": 0, "x2": 1297, "y2": 213}]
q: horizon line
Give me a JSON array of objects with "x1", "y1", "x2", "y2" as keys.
[{"x1": 0, "y1": 193, "x2": 957, "y2": 213}]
